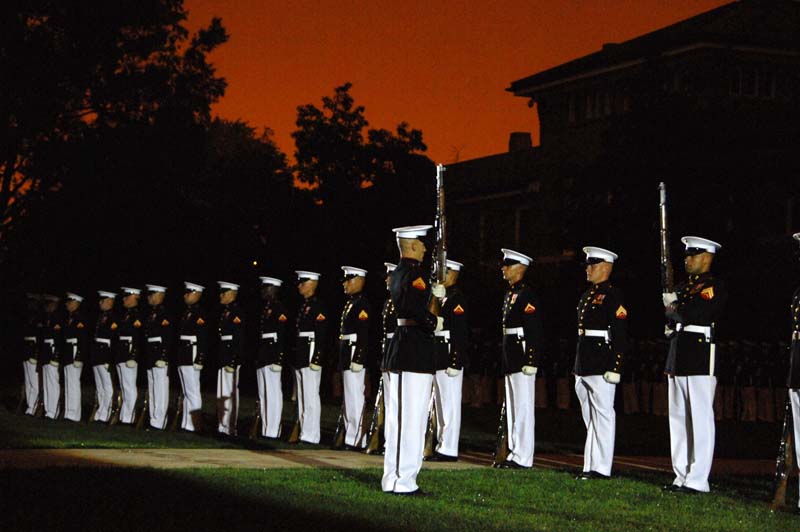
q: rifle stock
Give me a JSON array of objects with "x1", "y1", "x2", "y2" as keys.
[
  {"x1": 365, "y1": 379, "x2": 385, "y2": 454},
  {"x1": 492, "y1": 398, "x2": 509, "y2": 467},
  {"x1": 134, "y1": 390, "x2": 149, "y2": 430},
  {"x1": 15, "y1": 383, "x2": 26, "y2": 415},
  {"x1": 169, "y1": 392, "x2": 183, "y2": 432},
  {"x1": 770, "y1": 395, "x2": 794, "y2": 510},
  {"x1": 248, "y1": 399, "x2": 262, "y2": 440},
  {"x1": 332, "y1": 401, "x2": 346, "y2": 449},
  {"x1": 423, "y1": 394, "x2": 437, "y2": 459}
]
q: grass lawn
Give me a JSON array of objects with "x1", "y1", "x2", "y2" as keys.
[
  {"x1": 1, "y1": 467, "x2": 798, "y2": 531},
  {"x1": 1, "y1": 383, "x2": 797, "y2": 531}
]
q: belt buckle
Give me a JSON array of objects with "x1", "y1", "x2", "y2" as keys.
[{"x1": 578, "y1": 328, "x2": 584, "y2": 336}]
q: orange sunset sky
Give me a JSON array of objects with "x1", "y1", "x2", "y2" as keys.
[{"x1": 184, "y1": 0, "x2": 729, "y2": 164}]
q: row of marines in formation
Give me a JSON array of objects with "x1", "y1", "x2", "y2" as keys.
[{"x1": 17, "y1": 226, "x2": 800, "y2": 504}]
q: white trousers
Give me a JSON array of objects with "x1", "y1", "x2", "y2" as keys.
[
  {"x1": 343, "y1": 369, "x2": 366, "y2": 448},
  {"x1": 63, "y1": 363, "x2": 83, "y2": 421},
  {"x1": 668, "y1": 375, "x2": 716, "y2": 492},
  {"x1": 43, "y1": 363, "x2": 61, "y2": 419},
  {"x1": 115, "y1": 362, "x2": 138, "y2": 424},
  {"x1": 790, "y1": 388, "x2": 800, "y2": 508},
  {"x1": 382, "y1": 371, "x2": 434, "y2": 493},
  {"x1": 92, "y1": 364, "x2": 114, "y2": 422},
  {"x1": 23, "y1": 360, "x2": 40, "y2": 415},
  {"x1": 295, "y1": 367, "x2": 322, "y2": 444},
  {"x1": 505, "y1": 372, "x2": 536, "y2": 468},
  {"x1": 433, "y1": 369, "x2": 463, "y2": 457},
  {"x1": 178, "y1": 365, "x2": 202, "y2": 431},
  {"x1": 575, "y1": 375, "x2": 617, "y2": 476},
  {"x1": 217, "y1": 366, "x2": 240, "y2": 435},
  {"x1": 147, "y1": 367, "x2": 169, "y2": 430},
  {"x1": 256, "y1": 366, "x2": 284, "y2": 438}
]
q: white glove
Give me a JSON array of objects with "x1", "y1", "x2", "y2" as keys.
[
  {"x1": 309, "y1": 363, "x2": 322, "y2": 372},
  {"x1": 269, "y1": 364, "x2": 282, "y2": 372},
  {"x1": 49, "y1": 360, "x2": 60, "y2": 367},
  {"x1": 603, "y1": 371, "x2": 621, "y2": 384},
  {"x1": 664, "y1": 325, "x2": 675, "y2": 338},
  {"x1": 522, "y1": 365, "x2": 537, "y2": 376},
  {"x1": 72, "y1": 360, "x2": 83, "y2": 369},
  {"x1": 435, "y1": 317, "x2": 444, "y2": 332},
  {"x1": 432, "y1": 283, "x2": 446, "y2": 299},
  {"x1": 103, "y1": 363, "x2": 109, "y2": 370},
  {"x1": 662, "y1": 292, "x2": 677, "y2": 307},
  {"x1": 445, "y1": 367, "x2": 461, "y2": 377},
  {"x1": 125, "y1": 359, "x2": 137, "y2": 369},
  {"x1": 223, "y1": 365, "x2": 235, "y2": 373},
  {"x1": 193, "y1": 363, "x2": 203, "y2": 370},
  {"x1": 28, "y1": 358, "x2": 37, "y2": 365},
  {"x1": 154, "y1": 360, "x2": 167, "y2": 368},
  {"x1": 350, "y1": 362, "x2": 364, "y2": 373}
]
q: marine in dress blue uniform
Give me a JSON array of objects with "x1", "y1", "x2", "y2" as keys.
[
  {"x1": 256, "y1": 276, "x2": 288, "y2": 438},
  {"x1": 574, "y1": 247, "x2": 627, "y2": 479},
  {"x1": 662, "y1": 236, "x2": 728, "y2": 493}
]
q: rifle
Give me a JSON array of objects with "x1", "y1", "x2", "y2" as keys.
[
  {"x1": 365, "y1": 378, "x2": 385, "y2": 454},
  {"x1": 33, "y1": 360, "x2": 44, "y2": 417},
  {"x1": 134, "y1": 389, "x2": 149, "y2": 430},
  {"x1": 107, "y1": 366, "x2": 122, "y2": 426},
  {"x1": 15, "y1": 383, "x2": 26, "y2": 415},
  {"x1": 770, "y1": 393, "x2": 794, "y2": 510},
  {"x1": 332, "y1": 401, "x2": 347, "y2": 449},
  {"x1": 492, "y1": 398, "x2": 509, "y2": 467},
  {"x1": 169, "y1": 391, "x2": 184, "y2": 432},
  {"x1": 248, "y1": 398, "x2": 262, "y2": 440},
  {"x1": 56, "y1": 363, "x2": 66, "y2": 420},
  {"x1": 423, "y1": 163, "x2": 447, "y2": 458},
  {"x1": 287, "y1": 371, "x2": 302, "y2": 443},
  {"x1": 658, "y1": 182, "x2": 675, "y2": 294}
]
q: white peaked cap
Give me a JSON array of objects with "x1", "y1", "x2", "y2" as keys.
[
  {"x1": 145, "y1": 284, "x2": 167, "y2": 293},
  {"x1": 393, "y1": 225, "x2": 433, "y2": 239},
  {"x1": 793, "y1": 232, "x2": 800, "y2": 242},
  {"x1": 97, "y1": 290, "x2": 117, "y2": 299},
  {"x1": 446, "y1": 260, "x2": 464, "y2": 271},
  {"x1": 681, "y1": 236, "x2": 722, "y2": 254},
  {"x1": 295, "y1": 270, "x2": 321, "y2": 281},
  {"x1": 582, "y1": 246, "x2": 619, "y2": 263},
  {"x1": 259, "y1": 276, "x2": 283, "y2": 286},
  {"x1": 342, "y1": 266, "x2": 367, "y2": 277},
  {"x1": 184, "y1": 282, "x2": 205, "y2": 293},
  {"x1": 65, "y1": 292, "x2": 84, "y2": 302},
  {"x1": 218, "y1": 281, "x2": 240, "y2": 291},
  {"x1": 42, "y1": 294, "x2": 60, "y2": 302},
  {"x1": 384, "y1": 262, "x2": 397, "y2": 273},
  {"x1": 121, "y1": 287, "x2": 141, "y2": 295},
  {"x1": 501, "y1": 248, "x2": 533, "y2": 266}
]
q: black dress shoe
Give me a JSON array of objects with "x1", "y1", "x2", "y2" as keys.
[
  {"x1": 425, "y1": 452, "x2": 458, "y2": 462},
  {"x1": 674, "y1": 486, "x2": 700, "y2": 495},
  {"x1": 576, "y1": 471, "x2": 610, "y2": 480},
  {"x1": 662, "y1": 484, "x2": 681, "y2": 492},
  {"x1": 575, "y1": 472, "x2": 592, "y2": 480},
  {"x1": 499, "y1": 460, "x2": 527, "y2": 469},
  {"x1": 395, "y1": 489, "x2": 428, "y2": 497}
]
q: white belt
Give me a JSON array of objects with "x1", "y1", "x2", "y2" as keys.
[
  {"x1": 43, "y1": 339, "x2": 55, "y2": 345},
  {"x1": 792, "y1": 331, "x2": 800, "y2": 341},
  {"x1": 339, "y1": 333, "x2": 357, "y2": 342},
  {"x1": 261, "y1": 332, "x2": 277, "y2": 340},
  {"x1": 435, "y1": 330, "x2": 450, "y2": 340},
  {"x1": 220, "y1": 335, "x2": 233, "y2": 341},
  {"x1": 65, "y1": 338, "x2": 78, "y2": 344},
  {"x1": 579, "y1": 329, "x2": 609, "y2": 341},
  {"x1": 119, "y1": 336, "x2": 133, "y2": 342},
  {"x1": 298, "y1": 331, "x2": 315, "y2": 339},
  {"x1": 147, "y1": 336, "x2": 162, "y2": 343},
  {"x1": 24, "y1": 336, "x2": 37, "y2": 342},
  {"x1": 677, "y1": 324, "x2": 712, "y2": 341},
  {"x1": 180, "y1": 335, "x2": 197, "y2": 343},
  {"x1": 503, "y1": 327, "x2": 524, "y2": 337},
  {"x1": 386, "y1": 332, "x2": 394, "y2": 339},
  {"x1": 95, "y1": 338, "x2": 111, "y2": 346}
]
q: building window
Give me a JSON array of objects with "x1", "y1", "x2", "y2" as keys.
[{"x1": 729, "y1": 67, "x2": 775, "y2": 99}]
